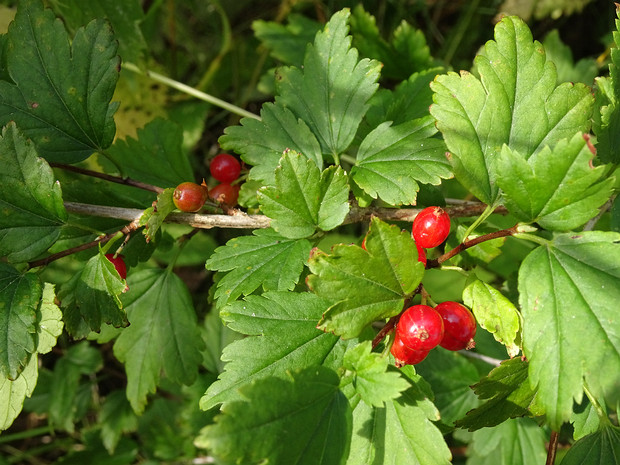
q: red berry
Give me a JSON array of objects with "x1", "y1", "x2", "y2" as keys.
[
  {"x1": 173, "y1": 182, "x2": 208, "y2": 212},
  {"x1": 412, "y1": 206, "x2": 451, "y2": 248},
  {"x1": 396, "y1": 304, "x2": 444, "y2": 351},
  {"x1": 105, "y1": 253, "x2": 127, "y2": 280},
  {"x1": 210, "y1": 153, "x2": 241, "y2": 183},
  {"x1": 414, "y1": 240, "x2": 427, "y2": 267},
  {"x1": 435, "y1": 301, "x2": 477, "y2": 351},
  {"x1": 209, "y1": 183, "x2": 240, "y2": 206},
  {"x1": 391, "y1": 331, "x2": 429, "y2": 367}
]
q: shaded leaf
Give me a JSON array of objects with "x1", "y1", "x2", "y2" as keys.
[
  {"x1": 560, "y1": 425, "x2": 620, "y2": 465},
  {"x1": 496, "y1": 133, "x2": 613, "y2": 231},
  {"x1": 113, "y1": 269, "x2": 204, "y2": 413},
  {"x1": 198, "y1": 366, "x2": 351, "y2": 465},
  {"x1": 0, "y1": 0, "x2": 119, "y2": 163},
  {"x1": 0, "y1": 123, "x2": 67, "y2": 263},
  {"x1": 430, "y1": 15, "x2": 593, "y2": 204},
  {"x1": 259, "y1": 150, "x2": 349, "y2": 239},
  {"x1": 206, "y1": 228, "x2": 312, "y2": 308},
  {"x1": 99, "y1": 390, "x2": 138, "y2": 454},
  {"x1": 456, "y1": 358, "x2": 542, "y2": 431},
  {"x1": 276, "y1": 9, "x2": 381, "y2": 156},
  {"x1": 200, "y1": 291, "x2": 343, "y2": 409},
  {"x1": 308, "y1": 217, "x2": 424, "y2": 338},
  {"x1": 518, "y1": 231, "x2": 620, "y2": 430},
  {"x1": 106, "y1": 118, "x2": 194, "y2": 188}
]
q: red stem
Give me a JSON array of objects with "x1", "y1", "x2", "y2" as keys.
[{"x1": 546, "y1": 431, "x2": 559, "y2": 465}]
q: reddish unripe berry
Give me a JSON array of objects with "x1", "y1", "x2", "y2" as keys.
[
  {"x1": 396, "y1": 304, "x2": 444, "y2": 351},
  {"x1": 173, "y1": 182, "x2": 208, "y2": 212},
  {"x1": 105, "y1": 254, "x2": 127, "y2": 280},
  {"x1": 414, "y1": 240, "x2": 427, "y2": 267},
  {"x1": 210, "y1": 153, "x2": 241, "y2": 183},
  {"x1": 435, "y1": 301, "x2": 477, "y2": 351},
  {"x1": 391, "y1": 331, "x2": 429, "y2": 367},
  {"x1": 209, "y1": 183, "x2": 240, "y2": 206},
  {"x1": 412, "y1": 206, "x2": 451, "y2": 248}
]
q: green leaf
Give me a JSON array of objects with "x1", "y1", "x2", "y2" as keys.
[
  {"x1": 113, "y1": 269, "x2": 204, "y2": 414},
  {"x1": 467, "y1": 418, "x2": 547, "y2": 465},
  {"x1": 50, "y1": 0, "x2": 147, "y2": 64},
  {"x1": 351, "y1": 117, "x2": 451, "y2": 205},
  {"x1": 200, "y1": 291, "x2": 343, "y2": 409},
  {"x1": 106, "y1": 118, "x2": 194, "y2": 188},
  {"x1": 218, "y1": 103, "x2": 323, "y2": 185},
  {"x1": 0, "y1": 0, "x2": 119, "y2": 163},
  {"x1": 99, "y1": 390, "x2": 138, "y2": 454},
  {"x1": 560, "y1": 425, "x2": 620, "y2": 465},
  {"x1": 342, "y1": 341, "x2": 409, "y2": 408},
  {"x1": 0, "y1": 264, "x2": 40, "y2": 379},
  {"x1": 201, "y1": 305, "x2": 244, "y2": 375},
  {"x1": 276, "y1": 9, "x2": 381, "y2": 157},
  {"x1": 496, "y1": 134, "x2": 614, "y2": 231},
  {"x1": 259, "y1": 150, "x2": 350, "y2": 239},
  {"x1": 198, "y1": 366, "x2": 351, "y2": 465},
  {"x1": 571, "y1": 399, "x2": 603, "y2": 441},
  {"x1": 430, "y1": 15, "x2": 593, "y2": 204},
  {"x1": 140, "y1": 188, "x2": 176, "y2": 242},
  {"x1": 308, "y1": 217, "x2": 424, "y2": 339},
  {"x1": 0, "y1": 354, "x2": 37, "y2": 431},
  {"x1": 518, "y1": 231, "x2": 620, "y2": 430},
  {"x1": 49, "y1": 341, "x2": 103, "y2": 432},
  {"x1": 414, "y1": 349, "x2": 481, "y2": 428},
  {"x1": 0, "y1": 123, "x2": 67, "y2": 263},
  {"x1": 253, "y1": 14, "x2": 321, "y2": 67},
  {"x1": 346, "y1": 371, "x2": 451, "y2": 465},
  {"x1": 456, "y1": 358, "x2": 542, "y2": 431},
  {"x1": 60, "y1": 250, "x2": 128, "y2": 338},
  {"x1": 593, "y1": 8, "x2": 620, "y2": 165},
  {"x1": 206, "y1": 228, "x2": 312, "y2": 308},
  {"x1": 463, "y1": 279, "x2": 521, "y2": 357},
  {"x1": 37, "y1": 283, "x2": 64, "y2": 354}
]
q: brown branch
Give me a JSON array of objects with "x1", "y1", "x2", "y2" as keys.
[
  {"x1": 50, "y1": 163, "x2": 165, "y2": 194},
  {"x1": 27, "y1": 220, "x2": 140, "y2": 269},
  {"x1": 427, "y1": 224, "x2": 519, "y2": 268},
  {"x1": 546, "y1": 431, "x2": 559, "y2": 465}
]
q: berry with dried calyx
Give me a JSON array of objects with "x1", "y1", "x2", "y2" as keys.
[
  {"x1": 173, "y1": 182, "x2": 208, "y2": 212},
  {"x1": 209, "y1": 183, "x2": 240, "y2": 206},
  {"x1": 412, "y1": 206, "x2": 451, "y2": 248},
  {"x1": 390, "y1": 331, "x2": 429, "y2": 367},
  {"x1": 435, "y1": 301, "x2": 476, "y2": 351},
  {"x1": 396, "y1": 304, "x2": 444, "y2": 351}
]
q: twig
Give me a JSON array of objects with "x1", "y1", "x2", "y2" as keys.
[
  {"x1": 457, "y1": 350, "x2": 503, "y2": 367},
  {"x1": 50, "y1": 163, "x2": 164, "y2": 194},
  {"x1": 546, "y1": 431, "x2": 559, "y2": 465}
]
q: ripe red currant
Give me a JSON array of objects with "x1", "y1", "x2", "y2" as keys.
[
  {"x1": 105, "y1": 253, "x2": 127, "y2": 280},
  {"x1": 412, "y1": 206, "x2": 451, "y2": 248},
  {"x1": 435, "y1": 301, "x2": 476, "y2": 351},
  {"x1": 391, "y1": 331, "x2": 429, "y2": 367},
  {"x1": 209, "y1": 183, "x2": 240, "y2": 206},
  {"x1": 396, "y1": 304, "x2": 444, "y2": 351},
  {"x1": 173, "y1": 182, "x2": 208, "y2": 212},
  {"x1": 210, "y1": 153, "x2": 241, "y2": 183}
]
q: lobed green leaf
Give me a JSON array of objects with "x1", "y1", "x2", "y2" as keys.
[
  {"x1": 206, "y1": 228, "x2": 312, "y2": 308},
  {"x1": 519, "y1": 231, "x2": 620, "y2": 430},
  {"x1": 560, "y1": 425, "x2": 620, "y2": 465},
  {"x1": 497, "y1": 133, "x2": 614, "y2": 231},
  {"x1": 200, "y1": 291, "x2": 345, "y2": 409},
  {"x1": 276, "y1": 9, "x2": 381, "y2": 157},
  {"x1": 0, "y1": 0, "x2": 119, "y2": 163},
  {"x1": 198, "y1": 366, "x2": 351, "y2": 465},
  {"x1": 308, "y1": 217, "x2": 424, "y2": 339},
  {"x1": 113, "y1": 269, "x2": 204, "y2": 414},
  {"x1": 351, "y1": 116, "x2": 451, "y2": 205},
  {"x1": 259, "y1": 150, "x2": 349, "y2": 239},
  {"x1": 430, "y1": 15, "x2": 593, "y2": 204}
]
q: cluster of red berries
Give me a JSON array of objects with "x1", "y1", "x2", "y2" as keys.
[
  {"x1": 172, "y1": 153, "x2": 241, "y2": 212},
  {"x1": 391, "y1": 302, "x2": 476, "y2": 366}
]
